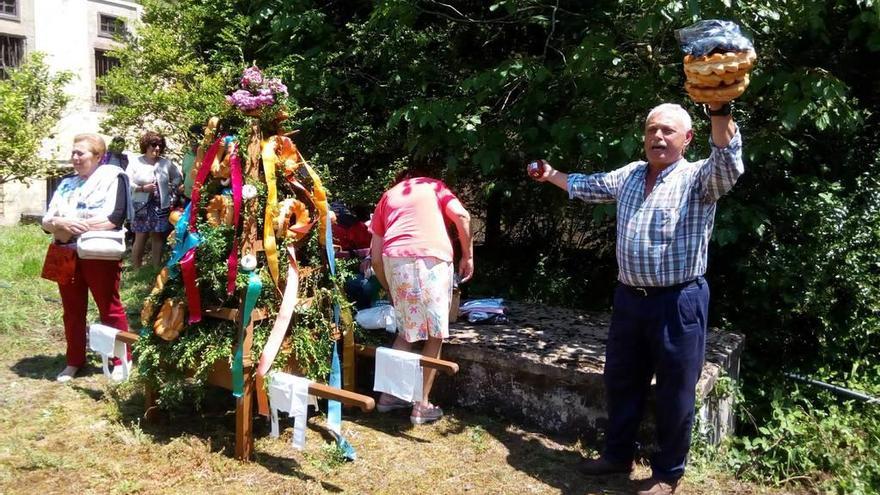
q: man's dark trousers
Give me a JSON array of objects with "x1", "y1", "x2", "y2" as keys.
[{"x1": 601, "y1": 277, "x2": 709, "y2": 482}]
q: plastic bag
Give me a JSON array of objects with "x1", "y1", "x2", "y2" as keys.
[
  {"x1": 467, "y1": 311, "x2": 509, "y2": 324},
  {"x1": 459, "y1": 298, "x2": 508, "y2": 324},
  {"x1": 459, "y1": 298, "x2": 506, "y2": 313},
  {"x1": 675, "y1": 19, "x2": 754, "y2": 57},
  {"x1": 355, "y1": 305, "x2": 396, "y2": 333}
]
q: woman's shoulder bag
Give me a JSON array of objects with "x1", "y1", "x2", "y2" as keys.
[{"x1": 76, "y1": 229, "x2": 127, "y2": 260}]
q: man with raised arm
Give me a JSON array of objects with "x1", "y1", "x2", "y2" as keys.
[{"x1": 529, "y1": 100, "x2": 743, "y2": 495}]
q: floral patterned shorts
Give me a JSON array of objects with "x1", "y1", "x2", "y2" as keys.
[{"x1": 383, "y1": 256, "x2": 453, "y2": 343}]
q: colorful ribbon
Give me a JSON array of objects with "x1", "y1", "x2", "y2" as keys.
[
  {"x1": 167, "y1": 205, "x2": 200, "y2": 278},
  {"x1": 231, "y1": 345, "x2": 244, "y2": 398},
  {"x1": 303, "y1": 163, "x2": 330, "y2": 245},
  {"x1": 233, "y1": 270, "x2": 262, "y2": 398},
  {"x1": 174, "y1": 135, "x2": 220, "y2": 321},
  {"x1": 179, "y1": 248, "x2": 202, "y2": 324},
  {"x1": 261, "y1": 138, "x2": 280, "y2": 287},
  {"x1": 328, "y1": 340, "x2": 355, "y2": 460},
  {"x1": 189, "y1": 137, "x2": 223, "y2": 233},
  {"x1": 227, "y1": 140, "x2": 244, "y2": 295},
  {"x1": 256, "y1": 245, "x2": 300, "y2": 416},
  {"x1": 164, "y1": 204, "x2": 202, "y2": 323},
  {"x1": 324, "y1": 219, "x2": 355, "y2": 460}
]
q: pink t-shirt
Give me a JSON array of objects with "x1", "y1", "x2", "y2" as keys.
[{"x1": 370, "y1": 177, "x2": 459, "y2": 262}]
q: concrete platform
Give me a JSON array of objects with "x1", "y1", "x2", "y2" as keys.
[{"x1": 431, "y1": 301, "x2": 744, "y2": 444}]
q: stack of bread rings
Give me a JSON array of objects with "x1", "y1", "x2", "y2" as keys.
[
  {"x1": 684, "y1": 49, "x2": 756, "y2": 103},
  {"x1": 205, "y1": 194, "x2": 234, "y2": 227},
  {"x1": 154, "y1": 298, "x2": 186, "y2": 341},
  {"x1": 141, "y1": 268, "x2": 169, "y2": 325},
  {"x1": 274, "y1": 197, "x2": 312, "y2": 241}
]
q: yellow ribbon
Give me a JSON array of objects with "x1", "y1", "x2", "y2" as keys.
[
  {"x1": 302, "y1": 163, "x2": 329, "y2": 245},
  {"x1": 261, "y1": 138, "x2": 280, "y2": 287}
]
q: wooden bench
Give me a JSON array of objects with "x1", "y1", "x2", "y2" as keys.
[
  {"x1": 115, "y1": 305, "x2": 376, "y2": 460},
  {"x1": 114, "y1": 315, "x2": 460, "y2": 460}
]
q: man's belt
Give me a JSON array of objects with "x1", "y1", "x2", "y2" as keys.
[{"x1": 621, "y1": 277, "x2": 703, "y2": 297}]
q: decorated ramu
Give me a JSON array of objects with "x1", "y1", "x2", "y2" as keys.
[{"x1": 135, "y1": 66, "x2": 357, "y2": 440}]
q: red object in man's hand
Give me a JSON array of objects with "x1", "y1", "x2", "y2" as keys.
[{"x1": 527, "y1": 159, "x2": 548, "y2": 179}]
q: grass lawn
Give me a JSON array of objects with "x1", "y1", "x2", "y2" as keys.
[{"x1": 0, "y1": 225, "x2": 804, "y2": 494}]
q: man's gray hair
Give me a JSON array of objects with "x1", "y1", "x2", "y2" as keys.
[{"x1": 646, "y1": 103, "x2": 693, "y2": 131}]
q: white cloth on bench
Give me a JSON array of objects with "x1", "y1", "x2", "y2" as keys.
[
  {"x1": 268, "y1": 372, "x2": 314, "y2": 450},
  {"x1": 88, "y1": 323, "x2": 130, "y2": 381},
  {"x1": 373, "y1": 347, "x2": 423, "y2": 403}
]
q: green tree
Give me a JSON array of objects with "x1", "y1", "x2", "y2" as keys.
[
  {"x1": 0, "y1": 52, "x2": 72, "y2": 185},
  {"x1": 98, "y1": 0, "x2": 234, "y2": 148}
]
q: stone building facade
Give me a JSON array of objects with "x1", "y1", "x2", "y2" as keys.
[{"x1": 0, "y1": 0, "x2": 141, "y2": 225}]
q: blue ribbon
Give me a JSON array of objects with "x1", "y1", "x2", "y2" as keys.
[
  {"x1": 231, "y1": 344, "x2": 244, "y2": 398},
  {"x1": 328, "y1": 340, "x2": 355, "y2": 460},
  {"x1": 233, "y1": 270, "x2": 262, "y2": 398},
  {"x1": 166, "y1": 204, "x2": 201, "y2": 278},
  {"x1": 324, "y1": 219, "x2": 356, "y2": 460},
  {"x1": 325, "y1": 215, "x2": 336, "y2": 277}
]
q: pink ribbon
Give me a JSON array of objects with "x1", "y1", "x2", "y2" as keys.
[
  {"x1": 227, "y1": 146, "x2": 243, "y2": 294},
  {"x1": 189, "y1": 137, "x2": 224, "y2": 233},
  {"x1": 180, "y1": 247, "x2": 202, "y2": 324}
]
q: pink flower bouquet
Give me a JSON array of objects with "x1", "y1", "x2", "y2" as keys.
[{"x1": 226, "y1": 66, "x2": 288, "y2": 114}]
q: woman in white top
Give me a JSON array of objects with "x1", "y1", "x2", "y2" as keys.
[
  {"x1": 42, "y1": 134, "x2": 131, "y2": 382},
  {"x1": 127, "y1": 131, "x2": 182, "y2": 269}
]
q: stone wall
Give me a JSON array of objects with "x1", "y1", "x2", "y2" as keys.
[
  {"x1": 427, "y1": 302, "x2": 745, "y2": 444},
  {"x1": 0, "y1": 179, "x2": 48, "y2": 226}
]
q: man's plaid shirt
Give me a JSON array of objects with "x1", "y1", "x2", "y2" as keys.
[{"x1": 567, "y1": 130, "x2": 744, "y2": 287}]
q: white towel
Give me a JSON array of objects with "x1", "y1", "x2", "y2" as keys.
[
  {"x1": 373, "y1": 347, "x2": 423, "y2": 403},
  {"x1": 88, "y1": 323, "x2": 130, "y2": 381},
  {"x1": 267, "y1": 372, "x2": 313, "y2": 450}
]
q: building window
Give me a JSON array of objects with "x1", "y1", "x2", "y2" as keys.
[
  {"x1": 0, "y1": 35, "x2": 25, "y2": 79},
  {"x1": 98, "y1": 14, "x2": 126, "y2": 38},
  {"x1": 95, "y1": 49, "x2": 120, "y2": 104},
  {"x1": 0, "y1": 0, "x2": 17, "y2": 19}
]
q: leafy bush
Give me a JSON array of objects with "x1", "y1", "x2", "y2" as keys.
[{"x1": 728, "y1": 389, "x2": 880, "y2": 494}]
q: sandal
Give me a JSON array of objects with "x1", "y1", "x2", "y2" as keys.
[
  {"x1": 377, "y1": 393, "x2": 413, "y2": 413},
  {"x1": 410, "y1": 402, "x2": 443, "y2": 425},
  {"x1": 110, "y1": 365, "x2": 126, "y2": 383},
  {"x1": 56, "y1": 365, "x2": 79, "y2": 383}
]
